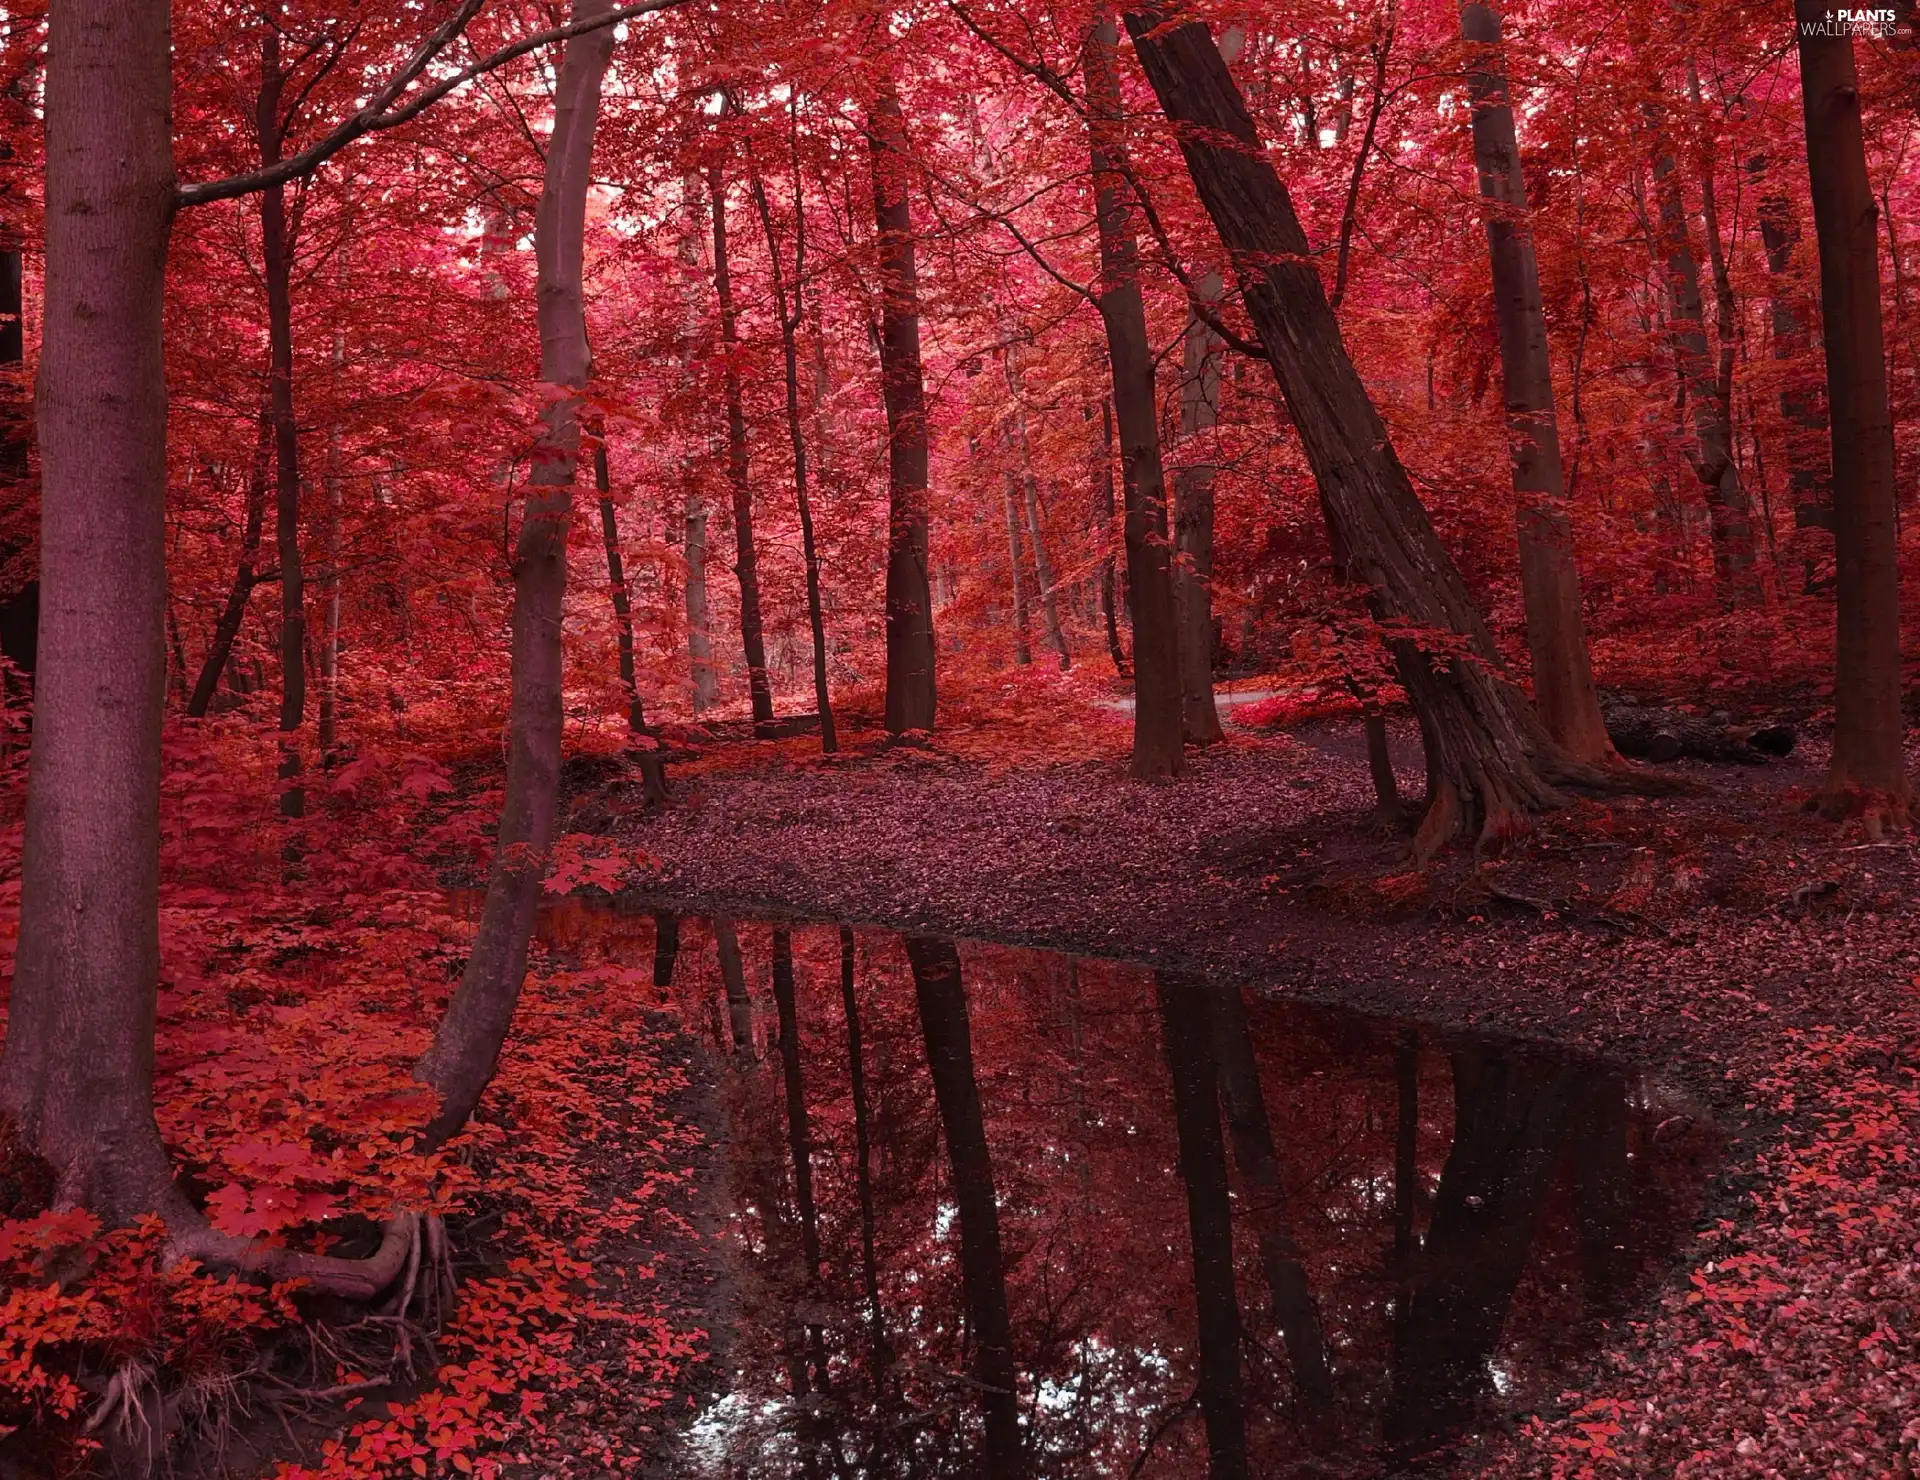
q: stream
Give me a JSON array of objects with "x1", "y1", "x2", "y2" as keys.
[{"x1": 534, "y1": 900, "x2": 1717, "y2": 1478}]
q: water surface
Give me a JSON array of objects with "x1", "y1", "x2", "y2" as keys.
[{"x1": 536, "y1": 903, "x2": 1715, "y2": 1478}]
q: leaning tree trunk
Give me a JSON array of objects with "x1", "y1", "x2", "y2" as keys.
[
  {"x1": 1085, "y1": 13, "x2": 1184, "y2": 780},
  {"x1": 869, "y1": 83, "x2": 937, "y2": 737},
  {"x1": 1124, "y1": 10, "x2": 1580, "y2": 854},
  {"x1": 186, "y1": 407, "x2": 272, "y2": 717},
  {"x1": 593, "y1": 434, "x2": 645, "y2": 733},
  {"x1": 707, "y1": 158, "x2": 776, "y2": 732},
  {"x1": 1462, "y1": 1, "x2": 1614, "y2": 765},
  {"x1": 414, "y1": 0, "x2": 614, "y2": 1144},
  {"x1": 258, "y1": 32, "x2": 307, "y2": 819},
  {"x1": 1175, "y1": 276, "x2": 1225, "y2": 745},
  {"x1": 0, "y1": 0, "x2": 183, "y2": 1223},
  {"x1": 1643, "y1": 90, "x2": 1763, "y2": 609},
  {"x1": 1795, "y1": 5, "x2": 1912, "y2": 828}
]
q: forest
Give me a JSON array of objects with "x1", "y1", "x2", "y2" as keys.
[{"x1": 0, "y1": 0, "x2": 1915, "y2": 1473}]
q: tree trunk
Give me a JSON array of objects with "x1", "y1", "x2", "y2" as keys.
[
  {"x1": 1155, "y1": 973, "x2": 1249, "y2": 1479},
  {"x1": 904, "y1": 936, "x2": 1022, "y2": 1478},
  {"x1": 318, "y1": 316, "x2": 344, "y2": 763},
  {"x1": 1204, "y1": 977, "x2": 1334, "y2": 1412},
  {"x1": 1094, "y1": 398, "x2": 1128, "y2": 675},
  {"x1": 1085, "y1": 13, "x2": 1183, "y2": 780},
  {"x1": 1125, "y1": 11, "x2": 1584, "y2": 854},
  {"x1": 1753, "y1": 170, "x2": 1835, "y2": 584},
  {"x1": 1006, "y1": 352, "x2": 1070, "y2": 669},
  {"x1": 1002, "y1": 466, "x2": 1034, "y2": 665},
  {"x1": 715, "y1": 917, "x2": 753, "y2": 1053},
  {"x1": 707, "y1": 160, "x2": 776, "y2": 731},
  {"x1": 1643, "y1": 92, "x2": 1763, "y2": 608},
  {"x1": 677, "y1": 173, "x2": 717, "y2": 714},
  {"x1": 593, "y1": 436, "x2": 644, "y2": 732},
  {"x1": 1462, "y1": 2, "x2": 1614, "y2": 765},
  {"x1": 258, "y1": 33, "x2": 306, "y2": 819},
  {"x1": 1796, "y1": 6, "x2": 1912, "y2": 827},
  {"x1": 869, "y1": 84, "x2": 937, "y2": 737},
  {"x1": 748, "y1": 134, "x2": 838, "y2": 753},
  {"x1": 413, "y1": 0, "x2": 613, "y2": 1145},
  {"x1": 0, "y1": 0, "x2": 182, "y2": 1221},
  {"x1": 186, "y1": 408, "x2": 272, "y2": 718},
  {"x1": 1175, "y1": 277, "x2": 1225, "y2": 745}
]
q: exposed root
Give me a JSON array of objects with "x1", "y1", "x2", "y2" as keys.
[
  {"x1": 84, "y1": 1360, "x2": 157, "y2": 1446},
  {"x1": 1410, "y1": 780, "x2": 1462, "y2": 866},
  {"x1": 1540, "y1": 752, "x2": 1700, "y2": 798},
  {"x1": 1808, "y1": 777, "x2": 1913, "y2": 834}
]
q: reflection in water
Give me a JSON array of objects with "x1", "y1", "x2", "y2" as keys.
[{"x1": 529, "y1": 903, "x2": 1715, "y2": 1478}]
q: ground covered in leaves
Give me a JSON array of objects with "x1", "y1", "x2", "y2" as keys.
[{"x1": 584, "y1": 696, "x2": 1920, "y2": 1478}]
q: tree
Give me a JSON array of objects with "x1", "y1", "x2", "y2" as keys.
[
  {"x1": 1085, "y1": 12, "x2": 1183, "y2": 780},
  {"x1": 870, "y1": 82, "x2": 938, "y2": 738},
  {"x1": 1795, "y1": 0, "x2": 1912, "y2": 827},
  {"x1": 1174, "y1": 277, "x2": 1225, "y2": 746},
  {"x1": 415, "y1": 0, "x2": 617, "y2": 1145},
  {"x1": 1123, "y1": 10, "x2": 1602, "y2": 854},
  {"x1": 1460, "y1": 1, "x2": 1614, "y2": 764},
  {"x1": 708, "y1": 153, "x2": 778, "y2": 731}
]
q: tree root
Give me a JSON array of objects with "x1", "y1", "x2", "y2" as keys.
[
  {"x1": 1806, "y1": 779, "x2": 1913, "y2": 836},
  {"x1": 168, "y1": 1206, "x2": 452, "y2": 1312}
]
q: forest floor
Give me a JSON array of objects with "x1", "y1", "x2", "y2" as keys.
[{"x1": 573, "y1": 700, "x2": 1920, "y2": 1477}]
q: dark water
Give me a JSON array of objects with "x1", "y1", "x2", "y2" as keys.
[{"x1": 535, "y1": 903, "x2": 1716, "y2": 1479}]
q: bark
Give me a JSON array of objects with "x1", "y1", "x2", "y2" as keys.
[
  {"x1": 1125, "y1": 12, "x2": 1586, "y2": 853},
  {"x1": 747, "y1": 131, "x2": 838, "y2": 753},
  {"x1": 1155, "y1": 973, "x2": 1249, "y2": 1479},
  {"x1": 593, "y1": 435, "x2": 644, "y2": 732},
  {"x1": 904, "y1": 936, "x2": 1022, "y2": 1478},
  {"x1": 1753, "y1": 172, "x2": 1834, "y2": 549},
  {"x1": 678, "y1": 174, "x2": 717, "y2": 713},
  {"x1": 413, "y1": 0, "x2": 613, "y2": 1145},
  {"x1": 1002, "y1": 464, "x2": 1034, "y2": 665},
  {"x1": 1085, "y1": 14, "x2": 1183, "y2": 780},
  {"x1": 1175, "y1": 277, "x2": 1225, "y2": 744},
  {"x1": 186, "y1": 408, "x2": 273, "y2": 718},
  {"x1": 318, "y1": 313, "x2": 345, "y2": 762},
  {"x1": 0, "y1": 0, "x2": 181, "y2": 1221},
  {"x1": 259, "y1": 32, "x2": 307, "y2": 818},
  {"x1": 1643, "y1": 89, "x2": 1763, "y2": 608},
  {"x1": 1094, "y1": 398, "x2": 1128, "y2": 675},
  {"x1": 1462, "y1": 2, "x2": 1614, "y2": 765},
  {"x1": 869, "y1": 84, "x2": 937, "y2": 737},
  {"x1": 1796, "y1": 8, "x2": 1913, "y2": 826},
  {"x1": 716, "y1": 917, "x2": 754, "y2": 1053},
  {"x1": 1600, "y1": 696, "x2": 1794, "y2": 764},
  {"x1": 707, "y1": 160, "x2": 776, "y2": 731},
  {"x1": 1385, "y1": 1051, "x2": 1577, "y2": 1449},
  {"x1": 1204, "y1": 977, "x2": 1334, "y2": 1412},
  {"x1": 1006, "y1": 351, "x2": 1070, "y2": 669}
]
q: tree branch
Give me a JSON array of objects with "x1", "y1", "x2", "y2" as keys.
[{"x1": 178, "y1": 0, "x2": 689, "y2": 209}]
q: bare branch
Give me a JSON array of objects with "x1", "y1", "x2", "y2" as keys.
[{"x1": 178, "y1": 0, "x2": 688, "y2": 209}]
